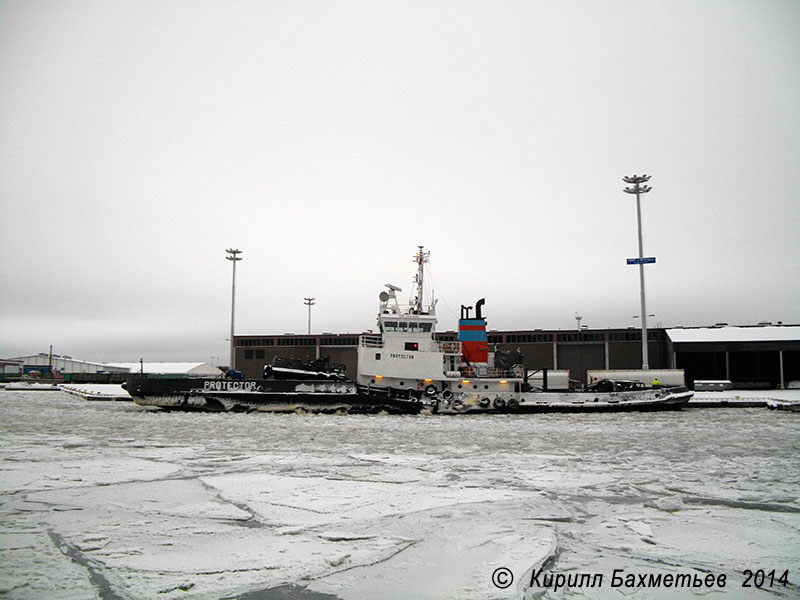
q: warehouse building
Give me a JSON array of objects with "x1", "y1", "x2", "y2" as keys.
[
  {"x1": 234, "y1": 324, "x2": 799, "y2": 389},
  {"x1": 108, "y1": 362, "x2": 222, "y2": 377},
  {"x1": 1, "y1": 354, "x2": 221, "y2": 382},
  {"x1": 0, "y1": 359, "x2": 24, "y2": 374},
  {"x1": 5, "y1": 353, "x2": 129, "y2": 377},
  {"x1": 234, "y1": 328, "x2": 663, "y2": 385},
  {"x1": 667, "y1": 325, "x2": 800, "y2": 389}
]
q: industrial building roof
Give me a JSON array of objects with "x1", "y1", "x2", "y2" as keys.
[
  {"x1": 666, "y1": 326, "x2": 800, "y2": 344},
  {"x1": 4, "y1": 355, "x2": 221, "y2": 376},
  {"x1": 8, "y1": 353, "x2": 129, "y2": 372}
]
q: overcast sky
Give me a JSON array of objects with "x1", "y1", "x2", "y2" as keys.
[{"x1": 1, "y1": 0, "x2": 799, "y2": 363}]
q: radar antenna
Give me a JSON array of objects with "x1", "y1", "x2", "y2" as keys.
[{"x1": 380, "y1": 284, "x2": 401, "y2": 314}]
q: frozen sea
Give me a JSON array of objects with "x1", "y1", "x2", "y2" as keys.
[{"x1": 1, "y1": 390, "x2": 799, "y2": 600}]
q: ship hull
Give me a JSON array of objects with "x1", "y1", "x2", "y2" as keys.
[
  {"x1": 429, "y1": 387, "x2": 694, "y2": 414},
  {"x1": 125, "y1": 377, "x2": 424, "y2": 414},
  {"x1": 126, "y1": 378, "x2": 692, "y2": 415}
]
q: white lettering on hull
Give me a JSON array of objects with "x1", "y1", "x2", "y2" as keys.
[{"x1": 202, "y1": 381, "x2": 259, "y2": 392}]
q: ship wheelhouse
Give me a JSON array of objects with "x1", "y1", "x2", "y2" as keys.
[
  {"x1": 358, "y1": 248, "x2": 450, "y2": 388},
  {"x1": 358, "y1": 246, "x2": 522, "y2": 393},
  {"x1": 356, "y1": 247, "x2": 518, "y2": 393}
]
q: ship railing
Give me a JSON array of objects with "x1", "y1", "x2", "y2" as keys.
[
  {"x1": 360, "y1": 334, "x2": 384, "y2": 349},
  {"x1": 437, "y1": 341, "x2": 462, "y2": 354},
  {"x1": 461, "y1": 366, "x2": 521, "y2": 379}
]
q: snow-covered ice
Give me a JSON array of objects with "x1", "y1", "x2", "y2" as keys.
[{"x1": 1, "y1": 390, "x2": 798, "y2": 599}]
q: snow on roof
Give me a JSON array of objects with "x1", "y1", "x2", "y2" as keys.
[
  {"x1": 7, "y1": 354, "x2": 120, "y2": 367},
  {"x1": 109, "y1": 362, "x2": 222, "y2": 375},
  {"x1": 5, "y1": 354, "x2": 130, "y2": 372},
  {"x1": 666, "y1": 326, "x2": 800, "y2": 344}
]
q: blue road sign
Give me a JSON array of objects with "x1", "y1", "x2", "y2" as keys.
[{"x1": 627, "y1": 257, "x2": 656, "y2": 265}]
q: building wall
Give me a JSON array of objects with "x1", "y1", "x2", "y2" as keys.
[
  {"x1": 0, "y1": 360, "x2": 23, "y2": 374},
  {"x1": 9, "y1": 353, "x2": 128, "y2": 374},
  {"x1": 556, "y1": 344, "x2": 606, "y2": 377},
  {"x1": 235, "y1": 335, "x2": 360, "y2": 379},
  {"x1": 784, "y1": 350, "x2": 800, "y2": 386},
  {"x1": 234, "y1": 329, "x2": 671, "y2": 384},
  {"x1": 234, "y1": 329, "x2": 799, "y2": 388},
  {"x1": 675, "y1": 348, "x2": 800, "y2": 388}
]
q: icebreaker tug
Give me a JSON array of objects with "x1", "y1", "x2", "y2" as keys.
[{"x1": 357, "y1": 247, "x2": 693, "y2": 414}]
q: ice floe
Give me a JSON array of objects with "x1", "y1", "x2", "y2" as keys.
[{"x1": 1, "y1": 389, "x2": 798, "y2": 599}]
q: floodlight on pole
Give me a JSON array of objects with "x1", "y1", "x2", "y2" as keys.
[
  {"x1": 623, "y1": 174, "x2": 652, "y2": 370},
  {"x1": 225, "y1": 248, "x2": 242, "y2": 369},
  {"x1": 304, "y1": 297, "x2": 316, "y2": 335}
]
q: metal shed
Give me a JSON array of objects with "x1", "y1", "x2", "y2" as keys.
[{"x1": 666, "y1": 326, "x2": 800, "y2": 389}]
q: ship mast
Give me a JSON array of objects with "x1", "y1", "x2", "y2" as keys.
[{"x1": 411, "y1": 246, "x2": 430, "y2": 314}]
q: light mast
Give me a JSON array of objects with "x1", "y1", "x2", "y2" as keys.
[{"x1": 411, "y1": 246, "x2": 432, "y2": 314}]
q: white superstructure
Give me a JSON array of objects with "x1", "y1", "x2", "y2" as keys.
[{"x1": 357, "y1": 247, "x2": 524, "y2": 407}]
